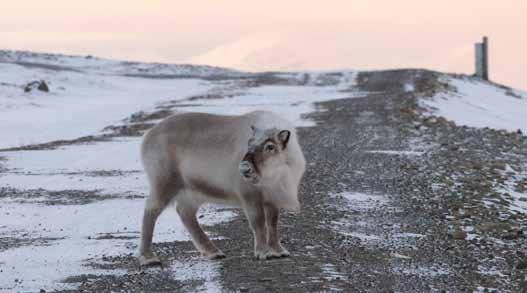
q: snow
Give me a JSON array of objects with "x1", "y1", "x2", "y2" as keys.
[
  {"x1": 0, "y1": 51, "x2": 363, "y2": 292},
  {"x1": 0, "y1": 199, "x2": 235, "y2": 291},
  {"x1": 365, "y1": 150, "x2": 424, "y2": 156},
  {"x1": 393, "y1": 232, "x2": 425, "y2": 238},
  {"x1": 496, "y1": 164, "x2": 527, "y2": 215},
  {"x1": 0, "y1": 54, "x2": 360, "y2": 148},
  {"x1": 0, "y1": 50, "x2": 245, "y2": 77},
  {"x1": 420, "y1": 75, "x2": 527, "y2": 133},
  {"x1": 391, "y1": 252, "x2": 412, "y2": 260},
  {"x1": 0, "y1": 62, "x2": 215, "y2": 149},
  {"x1": 175, "y1": 79, "x2": 359, "y2": 127},
  {"x1": 170, "y1": 260, "x2": 223, "y2": 292},
  {"x1": 319, "y1": 263, "x2": 348, "y2": 291},
  {"x1": 340, "y1": 231, "x2": 381, "y2": 241},
  {"x1": 336, "y1": 191, "x2": 387, "y2": 210},
  {"x1": 0, "y1": 136, "x2": 236, "y2": 291},
  {"x1": 329, "y1": 192, "x2": 386, "y2": 244},
  {"x1": 0, "y1": 138, "x2": 146, "y2": 195},
  {"x1": 404, "y1": 83, "x2": 415, "y2": 93},
  {"x1": 400, "y1": 266, "x2": 450, "y2": 277}
]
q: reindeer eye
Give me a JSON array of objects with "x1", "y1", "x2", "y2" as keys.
[{"x1": 265, "y1": 144, "x2": 275, "y2": 152}]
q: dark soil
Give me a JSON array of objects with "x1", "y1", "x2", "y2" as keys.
[{"x1": 0, "y1": 187, "x2": 143, "y2": 205}]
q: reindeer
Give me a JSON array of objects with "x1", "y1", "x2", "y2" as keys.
[{"x1": 138, "y1": 110, "x2": 306, "y2": 266}]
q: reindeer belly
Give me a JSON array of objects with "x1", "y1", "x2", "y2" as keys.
[{"x1": 179, "y1": 150, "x2": 243, "y2": 205}]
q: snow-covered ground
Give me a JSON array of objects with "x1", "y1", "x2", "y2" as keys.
[
  {"x1": 420, "y1": 75, "x2": 527, "y2": 134},
  {"x1": 170, "y1": 79, "x2": 357, "y2": 127},
  {"x1": 0, "y1": 51, "x2": 360, "y2": 292},
  {"x1": 495, "y1": 164, "x2": 527, "y2": 215},
  {"x1": 2, "y1": 50, "x2": 526, "y2": 292},
  {"x1": 0, "y1": 50, "x2": 246, "y2": 77},
  {"x1": 0, "y1": 62, "x2": 216, "y2": 149},
  {"x1": 418, "y1": 75, "x2": 527, "y2": 217}
]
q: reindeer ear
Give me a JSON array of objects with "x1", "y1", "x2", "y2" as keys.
[{"x1": 278, "y1": 130, "x2": 290, "y2": 149}]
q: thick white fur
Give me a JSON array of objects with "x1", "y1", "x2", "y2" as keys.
[
  {"x1": 138, "y1": 110, "x2": 306, "y2": 264},
  {"x1": 249, "y1": 112, "x2": 305, "y2": 211},
  {"x1": 141, "y1": 110, "x2": 305, "y2": 210}
]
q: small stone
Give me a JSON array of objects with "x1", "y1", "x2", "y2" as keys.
[
  {"x1": 493, "y1": 162, "x2": 507, "y2": 171},
  {"x1": 502, "y1": 232, "x2": 518, "y2": 240},
  {"x1": 37, "y1": 81, "x2": 49, "y2": 92},
  {"x1": 517, "y1": 259, "x2": 527, "y2": 270},
  {"x1": 451, "y1": 230, "x2": 467, "y2": 240},
  {"x1": 24, "y1": 80, "x2": 49, "y2": 93}
]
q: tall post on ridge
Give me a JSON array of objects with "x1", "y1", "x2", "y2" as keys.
[
  {"x1": 482, "y1": 36, "x2": 489, "y2": 80},
  {"x1": 475, "y1": 36, "x2": 489, "y2": 80}
]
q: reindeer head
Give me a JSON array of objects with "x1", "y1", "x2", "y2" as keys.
[{"x1": 239, "y1": 126, "x2": 291, "y2": 185}]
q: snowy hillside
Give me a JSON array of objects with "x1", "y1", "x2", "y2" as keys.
[
  {"x1": 0, "y1": 51, "x2": 359, "y2": 292},
  {"x1": 0, "y1": 50, "x2": 362, "y2": 149},
  {"x1": 419, "y1": 75, "x2": 527, "y2": 133},
  {"x1": 0, "y1": 50, "x2": 248, "y2": 78},
  {"x1": 0, "y1": 51, "x2": 526, "y2": 292}
]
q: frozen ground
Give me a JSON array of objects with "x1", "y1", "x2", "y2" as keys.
[
  {"x1": 419, "y1": 75, "x2": 527, "y2": 134},
  {"x1": 0, "y1": 51, "x2": 360, "y2": 292},
  {"x1": 0, "y1": 62, "x2": 215, "y2": 149},
  {"x1": 1, "y1": 52, "x2": 527, "y2": 292}
]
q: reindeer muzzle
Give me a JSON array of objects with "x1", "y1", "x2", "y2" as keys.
[{"x1": 239, "y1": 152, "x2": 259, "y2": 183}]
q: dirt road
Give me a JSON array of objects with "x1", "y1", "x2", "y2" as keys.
[{"x1": 3, "y1": 69, "x2": 526, "y2": 292}]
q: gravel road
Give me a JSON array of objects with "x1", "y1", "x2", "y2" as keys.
[{"x1": 42, "y1": 69, "x2": 527, "y2": 292}]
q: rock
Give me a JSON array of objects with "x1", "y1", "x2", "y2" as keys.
[
  {"x1": 436, "y1": 117, "x2": 449, "y2": 125},
  {"x1": 515, "y1": 183, "x2": 525, "y2": 193},
  {"x1": 517, "y1": 259, "x2": 527, "y2": 270},
  {"x1": 502, "y1": 232, "x2": 519, "y2": 240},
  {"x1": 38, "y1": 81, "x2": 49, "y2": 92},
  {"x1": 451, "y1": 230, "x2": 467, "y2": 240},
  {"x1": 24, "y1": 80, "x2": 49, "y2": 93},
  {"x1": 492, "y1": 162, "x2": 506, "y2": 171}
]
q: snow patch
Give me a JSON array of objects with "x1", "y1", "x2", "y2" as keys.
[
  {"x1": 0, "y1": 50, "x2": 245, "y2": 77},
  {"x1": 0, "y1": 51, "x2": 366, "y2": 291},
  {"x1": 0, "y1": 199, "x2": 236, "y2": 291},
  {"x1": 171, "y1": 259, "x2": 223, "y2": 292},
  {"x1": 400, "y1": 266, "x2": 450, "y2": 277},
  {"x1": 336, "y1": 192, "x2": 387, "y2": 210},
  {"x1": 420, "y1": 75, "x2": 527, "y2": 133},
  {"x1": 0, "y1": 62, "x2": 214, "y2": 149},
  {"x1": 365, "y1": 150, "x2": 424, "y2": 156},
  {"x1": 495, "y1": 164, "x2": 527, "y2": 215},
  {"x1": 171, "y1": 80, "x2": 362, "y2": 127},
  {"x1": 0, "y1": 138, "x2": 146, "y2": 195},
  {"x1": 404, "y1": 83, "x2": 415, "y2": 93}
]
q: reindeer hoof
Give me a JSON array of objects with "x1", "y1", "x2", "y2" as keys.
[
  {"x1": 278, "y1": 247, "x2": 290, "y2": 258},
  {"x1": 254, "y1": 248, "x2": 281, "y2": 260},
  {"x1": 139, "y1": 255, "x2": 162, "y2": 267},
  {"x1": 203, "y1": 250, "x2": 226, "y2": 260}
]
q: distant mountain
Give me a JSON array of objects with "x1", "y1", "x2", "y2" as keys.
[{"x1": 0, "y1": 50, "x2": 250, "y2": 78}]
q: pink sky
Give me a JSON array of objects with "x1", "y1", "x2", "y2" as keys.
[{"x1": 2, "y1": 0, "x2": 526, "y2": 89}]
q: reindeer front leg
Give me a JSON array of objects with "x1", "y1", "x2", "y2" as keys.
[
  {"x1": 243, "y1": 199, "x2": 281, "y2": 260},
  {"x1": 264, "y1": 202, "x2": 290, "y2": 257}
]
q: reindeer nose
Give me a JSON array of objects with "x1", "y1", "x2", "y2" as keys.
[
  {"x1": 239, "y1": 161, "x2": 253, "y2": 178},
  {"x1": 240, "y1": 152, "x2": 258, "y2": 179}
]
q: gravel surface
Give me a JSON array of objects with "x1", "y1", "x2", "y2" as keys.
[{"x1": 4, "y1": 69, "x2": 526, "y2": 292}]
